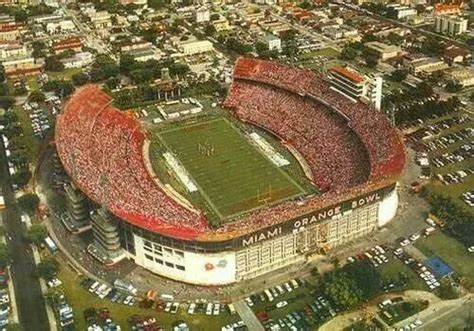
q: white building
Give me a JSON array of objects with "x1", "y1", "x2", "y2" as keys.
[
  {"x1": 61, "y1": 52, "x2": 94, "y2": 68},
  {"x1": 388, "y1": 5, "x2": 417, "y2": 19},
  {"x1": 194, "y1": 7, "x2": 210, "y2": 23},
  {"x1": 365, "y1": 42, "x2": 402, "y2": 60},
  {"x1": 0, "y1": 43, "x2": 27, "y2": 60},
  {"x1": 434, "y1": 15, "x2": 468, "y2": 36},
  {"x1": 46, "y1": 19, "x2": 75, "y2": 34},
  {"x1": 179, "y1": 40, "x2": 213, "y2": 55},
  {"x1": 328, "y1": 66, "x2": 383, "y2": 110},
  {"x1": 262, "y1": 34, "x2": 281, "y2": 52}
]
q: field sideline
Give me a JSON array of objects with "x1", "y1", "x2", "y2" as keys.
[{"x1": 156, "y1": 117, "x2": 307, "y2": 220}]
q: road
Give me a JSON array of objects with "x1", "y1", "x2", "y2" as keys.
[
  {"x1": 61, "y1": 5, "x2": 117, "y2": 60},
  {"x1": 394, "y1": 295, "x2": 474, "y2": 331},
  {"x1": 331, "y1": 0, "x2": 473, "y2": 51},
  {"x1": 0, "y1": 143, "x2": 49, "y2": 330}
]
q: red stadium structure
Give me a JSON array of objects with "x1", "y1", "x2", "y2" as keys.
[{"x1": 55, "y1": 58, "x2": 405, "y2": 284}]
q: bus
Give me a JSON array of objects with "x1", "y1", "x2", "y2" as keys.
[{"x1": 44, "y1": 236, "x2": 58, "y2": 254}]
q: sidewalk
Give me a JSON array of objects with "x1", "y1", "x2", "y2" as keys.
[
  {"x1": 31, "y1": 245, "x2": 58, "y2": 331},
  {"x1": 233, "y1": 299, "x2": 264, "y2": 331}
]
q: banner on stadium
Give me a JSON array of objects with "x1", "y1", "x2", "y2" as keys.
[{"x1": 237, "y1": 184, "x2": 396, "y2": 248}]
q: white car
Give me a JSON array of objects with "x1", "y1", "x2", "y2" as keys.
[
  {"x1": 187, "y1": 303, "x2": 196, "y2": 315},
  {"x1": 213, "y1": 303, "x2": 220, "y2": 315},
  {"x1": 409, "y1": 234, "x2": 420, "y2": 242},
  {"x1": 244, "y1": 297, "x2": 254, "y2": 307},
  {"x1": 276, "y1": 301, "x2": 288, "y2": 308},
  {"x1": 400, "y1": 239, "x2": 411, "y2": 247}
]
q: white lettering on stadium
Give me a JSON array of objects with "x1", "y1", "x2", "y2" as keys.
[
  {"x1": 240, "y1": 192, "x2": 383, "y2": 247},
  {"x1": 242, "y1": 227, "x2": 282, "y2": 247}
]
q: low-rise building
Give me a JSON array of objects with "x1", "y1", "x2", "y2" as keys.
[
  {"x1": 433, "y1": 3, "x2": 460, "y2": 15},
  {"x1": 88, "y1": 11, "x2": 112, "y2": 29},
  {"x1": 52, "y1": 36, "x2": 82, "y2": 54},
  {"x1": 447, "y1": 68, "x2": 474, "y2": 88},
  {"x1": 0, "y1": 25, "x2": 22, "y2": 41},
  {"x1": 179, "y1": 40, "x2": 213, "y2": 55},
  {"x1": 262, "y1": 34, "x2": 281, "y2": 52},
  {"x1": 328, "y1": 65, "x2": 383, "y2": 110},
  {"x1": 364, "y1": 41, "x2": 402, "y2": 60},
  {"x1": 442, "y1": 45, "x2": 472, "y2": 64},
  {"x1": 212, "y1": 17, "x2": 230, "y2": 32},
  {"x1": 388, "y1": 4, "x2": 417, "y2": 20},
  {"x1": 60, "y1": 52, "x2": 94, "y2": 68},
  {"x1": 46, "y1": 19, "x2": 75, "y2": 34},
  {"x1": 1, "y1": 56, "x2": 42, "y2": 78},
  {"x1": 409, "y1": 57, "x2": 449, "y2": 76},
  {"x1": 0, "y1": 43, "x2": 27, "y2": 60},
  {"x1": 194, "y1": 7, "x2": 210, "y2": 23},
  {"x1": 126, "y1": 48, "x2": 160, "y2": 62}
]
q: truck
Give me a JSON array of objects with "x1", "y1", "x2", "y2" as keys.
[
  {"x1": 44, "y1": 236, "x2": 58, "y2": 254},
  {"x1": 0, "y1": 193, "x2": 5, "y2": 210}
]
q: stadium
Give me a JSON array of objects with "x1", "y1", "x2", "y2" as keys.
[{"x1": 55, "y1": 58, "x2": 405, "y2": 285}]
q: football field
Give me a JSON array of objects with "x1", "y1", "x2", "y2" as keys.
[{"x1": 157, "y1": 118, "x2": 307, "y2": 219}]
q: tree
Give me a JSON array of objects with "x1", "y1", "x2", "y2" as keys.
[
  {"x1": 10, "y1": 169, "x2": 31, "y2": 188},
  {"x1": 421, "y1": 38, "x2": 444, "y2": 57},
  {"x1": 0, "y1": 96, "x2": 14, "y2": 110},
  {"x1": 72, "y1": 72, "x2": 89, "y2": 86},
  {"x1": 340, "y1": 45, "x2": 358, "y2": 60},
  {"x1": 36, "y1": 258, "x2": 59, "y2": 280},
  {"x1": 437, "y1": 280, "x2": 459, "y2": 300},
  {"x1": 204, "y1": 24, "x2": 216, "y2": 36},
  {"x1": 147, "y1": 0, "x2": 166, "y2": 9},
  {"x1": 32, "y1": 41, "x2": 46, "y2": 58},
  {"x1": 105, "y1": 77, "x2": 120, "y2": 90},
  {"x1": 323, "y1": 271, "x2": 362, "y2": 309},
  {"x1": 0, "y1": 243, "x2": 9, "y2": 268},
  {"x1": 445, "y1": 81, "x2": 462, "y2": 93},
  {"x1": 390, "y1": 69, "x2": 408, "y2": 82},
  {"x1": 169, "y1": 63, "x2": 190, "y2": 77},
  {"x1": 365, "y1": 55, "x2": 378, "y2": 68},
  {"x1": 27, "y1": 224, "x2": 48, "y2": 246},
  {"x1": 0, "y1": 64, "x2": 5, "y2": 83},
  {"x1": 44, "y1": 55, "x2": 64, "y2": 72},
  {"x1": 17, "y1": 193, "x2": 40, "y2": 215},
  {"x1": 119, "y1": 54, "x2": 136, "y2": 74},
  {"x1": 342, "y1": 260, "x2": 381, "y2": 300},
  {"x1": 210, "y1": 13, "x2": 220, "y2": 21},
  {"x1": 28, "y1": 90, "x2": 45, "y2": 103}
]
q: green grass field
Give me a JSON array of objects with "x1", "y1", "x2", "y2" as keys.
[
  {"x1": 156, "y1": 118, "x2": 307, "y2": 220},
  {"x1": 415, "y1": 231, "x2": 474, "y2": 288}
]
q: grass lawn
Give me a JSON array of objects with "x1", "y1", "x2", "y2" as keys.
[
  {"x1": 415, "y1": 231, "x2": 474, "y2": 288},
  {"x1": 300, "y1": 47, "x2": 340, "y2": 60},
  {"x1": 378, "y1": 258, "x2": 428, "y2": 292},
  {"x1": 155, "y1": 117, "x2": 307, "y2": 219},
  {"x1": 46, "y1": 67, "x2": 82, "y2": 81},
  {"x1": 57, "y1": 263, "x2": 240, "y2": 331}
]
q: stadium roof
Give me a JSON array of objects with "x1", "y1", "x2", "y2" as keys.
[{"x1": 55, "y1": 59, "x2": 404, "y2": 242}]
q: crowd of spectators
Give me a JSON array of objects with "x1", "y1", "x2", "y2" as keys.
[
  {"x1": 55, "y1": 86, "x2": 207, "y2": 239},
  {"x1": 224, "y1": 80, "x2": 370, "y2": 191},
  {"x1": 232, "y1": 57, "x2": 405, "y2": 180}
]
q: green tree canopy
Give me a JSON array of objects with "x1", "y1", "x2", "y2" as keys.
[
  {"x1": 0, "y1": 243, "x2": 9, "y2": 268},
  {"x1": 28, "y1": 90, "x2": 46, "y2": 103},
  {"x1": 17, "y1": 193, "x2": 40, "y2": 215},
  {"x1": 27, "y1": 224, "x2": 48, "y2": 246},
  {"x1": 36, "y1": 258, "x2": 59, "y2": 280}
]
